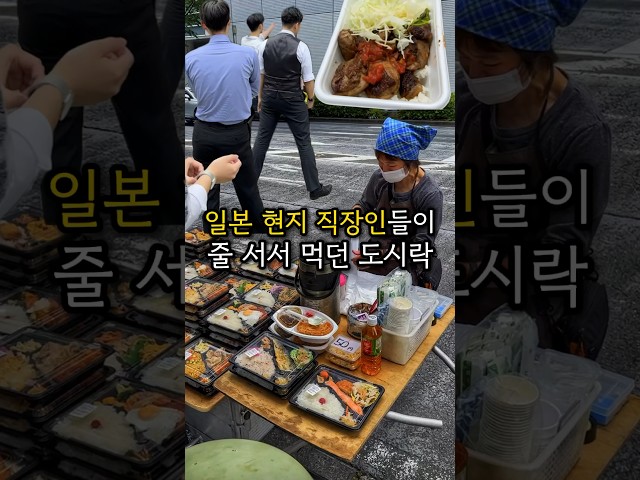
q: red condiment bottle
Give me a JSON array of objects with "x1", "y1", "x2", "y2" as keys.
[{"x1": 361, "y1": 315, "x2": 382, "y2": 376}]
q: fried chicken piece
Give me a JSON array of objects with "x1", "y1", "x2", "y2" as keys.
[
  {"x1": 0, "y1": 222, "x2": 22, "y2": 241},
  {"x1": 331, "y1": 57, "x2": 369, "y2": 96},
  {"x1": 365, "y1": 61, "x2": 400, "y2": 99},
  {"x1": 408, "y1": 24, "x2": 433, "y2": 44},
  {"x1": 404, "y1": 40, "x2": 430, "y2": 71},
  {"x1": 400, "y1": 71, "x2": 424, "y2": 100},
  {"x1": 338, "y1": 29, "x2": 360, "y2": 60}
]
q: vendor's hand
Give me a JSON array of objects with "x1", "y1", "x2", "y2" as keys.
[
  {"x1": 0, "y1": 44, "x2": 45, "y2": 110},
  {"x1": 51, "y1": 37, "x2": 134, "y2": 106},
  {"x1": 206, "y1": 154, "x2": 241, "y2": 184},
  {"x1": 351, "y1": 249, "x2": 369, "y2": 270},
  {"x1": 185, "y1": 157, "x2": 204, "y2": 185}
]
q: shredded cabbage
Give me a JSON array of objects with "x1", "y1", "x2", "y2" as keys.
[{"x1": 347, "y1": 0, "x2": 430, "y2": 51}]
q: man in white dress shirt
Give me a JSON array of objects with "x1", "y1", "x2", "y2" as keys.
[
  {"x1": 241, "y1": 13, "x2": 274, "y2": 122},
  {"x1": 240, "y1": 13, "x2": 275, "y2": 53},
  {"x1": 252, "y1": 6, "x2": 332, "y2": 200}
]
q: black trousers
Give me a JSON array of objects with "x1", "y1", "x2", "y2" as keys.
[
  {"x1": 192, "y1": 120, "x2": 266, "y2": 233},
  {"x1": 252, "y1": 90, "x2": 320, "y2": 193},
  {"x1": 18, "y1": 0, "x2": 184, "y2": 225}
]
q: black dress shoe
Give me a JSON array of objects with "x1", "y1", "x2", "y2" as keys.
[{"x1": 309, "y1": 184, "x2": 333, "y2": 200}]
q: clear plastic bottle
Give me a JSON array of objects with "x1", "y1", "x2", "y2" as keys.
[{"x1": 361, "y1": 315, "x2": 382, "y2": 376}]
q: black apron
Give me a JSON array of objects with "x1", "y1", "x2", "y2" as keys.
[
  {"x1": 360, "y1": 177, "x2": 442, "y2": 290},
  {"x1": 456, "y1": 101, "x2": 608, "y2": 359}
]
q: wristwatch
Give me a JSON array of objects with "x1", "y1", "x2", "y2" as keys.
[
  {"x1": 196, "y1": 171, "x2": 216, "y2": 186},
  {"x1": 27, "y1": 73, "x2": 74, "y2": 121}
]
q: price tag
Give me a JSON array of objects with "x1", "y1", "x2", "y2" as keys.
[
  {"x1": 245, "y1": 347, "x2": 261, "y2": 358},
  {"x1": 214, "y1": 309, "x2": 226, "y2": 316},
  {"x1": 158, "y1": 357, "x2": 182, "y2": 371},
  {"x1": 305, "y1": 384, "x2": 321, "y2": 396},
  {"x1": 185, "y1": 350, "x2": 193, "y2": 360},
  {"x1": 70, "y1": 403, "x2": 97, "y2": 418}
]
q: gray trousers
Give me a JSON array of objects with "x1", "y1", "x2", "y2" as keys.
[{"x1": 252, "y1": 90, "x2": 321, "y2": 192}]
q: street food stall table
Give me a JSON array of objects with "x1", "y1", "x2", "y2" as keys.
[{"x1": 213, "y1": 308, "x2": 455, "y2": 462}]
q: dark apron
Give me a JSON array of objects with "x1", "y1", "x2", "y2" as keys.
[
  {"x1": 456, "y1": 103, "x2": 608, "y2": 359},
  {"x1": 360, "y1": 179, "x2": 442, "y2": 289}
]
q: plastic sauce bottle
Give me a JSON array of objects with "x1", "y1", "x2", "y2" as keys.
[{"x1": 361, "y1": 315, "x2": 382, "y2": 376}]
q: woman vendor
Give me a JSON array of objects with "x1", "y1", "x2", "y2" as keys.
[
  {"x1": 352, "y1": 117, "x2": 443, "y2": 290},
  {"x1": 455, "y1": 0, "x2": 611, "y2": 358}
]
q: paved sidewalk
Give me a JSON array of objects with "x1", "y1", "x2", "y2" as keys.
[{"x1": 554, "y1": 1, "x2": 640, "y2": 477}]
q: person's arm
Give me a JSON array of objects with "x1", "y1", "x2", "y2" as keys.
[
  {"x1": 263, "y1": 23, "x2": 276, "y2": 39},
  {"x1": 539, "y1": 122, "x2": 610, "y2": 248},
  {"x1": 249, "y1": 50, "x2": 260, "y2": 98},
  {"x1": 303, "y1": 80, "x2": 315, "y2": 109},
  {"x1": 258, "y1": 74, "x2": 265, "y2": 112},
  {"x1": 21, "y1": 85, "x2": 63, "y2": 129},
  {"x1": 297, "y1": 42, "x2": 315, "y2": 108},
  {"x1": 185, "y1": 183, "x2": 208, "y2": 230}
]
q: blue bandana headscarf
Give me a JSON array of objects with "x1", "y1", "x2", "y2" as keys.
[
  {"x1": 375, "y1": 118, "x2": 437, "y2": 162},
  {"x1": 456, "y1": 0, "x2": 588, "y2": 52}
]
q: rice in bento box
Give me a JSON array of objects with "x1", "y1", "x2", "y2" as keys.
[{"x1": 295, "y1": 386, "x2": 344, "y2": 421}]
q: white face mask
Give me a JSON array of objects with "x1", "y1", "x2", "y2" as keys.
[
  {"x1": 463, "y1": 67, "x2": 531, "y2": 105},
  {"x1": 381, "y1": 167, "x2": 408, "y2": 183}
]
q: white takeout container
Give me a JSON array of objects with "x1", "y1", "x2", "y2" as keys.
[
  {"x1": 268, "y1": 323, "x2": 335, "y2": 352},
  {"x1": 315, "y1": 0, "x2": 450, "y2": 110},
  {"x1": 273, "y1": 306, "x2": 338, "y2": 343}
]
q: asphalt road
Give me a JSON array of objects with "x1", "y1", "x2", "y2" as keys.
[
  {"x1": 186, "y1": 121, "x2": 456, "y2": 300},
  {"x1": 553, "y1": 2, "x2": 640, "y2": 478}
]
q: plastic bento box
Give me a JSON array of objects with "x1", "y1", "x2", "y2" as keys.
[
  {"x1": 0, "y1": 211, "x2": 66, "y2": 259},
  {"x1": 205, "y1": 299, "x2": 273, "y2": 340},
  {"x1": 289, "y1": 366, "x2": 385, "y2": 430},
  {"x1": 129, "y1": 287, "x2": 183, "y2": 323},
  {"x1": 184, "y1": 326, "x2": 201, "y2": 345},
  {"x1": 590, "y1": 369, "x2": 635, "y2": 425},
  {"x1": 0, "y1": 446, "x2": 35, "y2": 479},
  {"x1": 315, "y1": 0, "x2": 450, "y2": 110},
  {"x1": 46, "y1": 379, "x2": 184, "y2": 476},
  {"x1": 186, "y1": 294, "x2": 232, "y2": 319},
  {"x1": 0, "y1": 365, "x2": 112, "y2": 418},
  {"x1": 184, "y1": 228, "x2": 213, "y2": 249},
  {"x1": 184, "y1": 279, "x2": 229, "y2": 310},
  {"x1": 0, "y1": 367, "x2": 112, "y2": 434},
  {"x1": 219, "y1": 274, "x2": 260, "y2": 298},
  {"x1": 0, "y1": 287, "x2": 74, "y2": 335},
  {"x1": 241, "y1": 280, "x2": 299, "y2": 310},
  {"x1": 0, "y1": 328, "x2": 112, "y2": 401},
  {"x1": 185, "y1": 338, "x2": 233, "y2": 395},
  {"x1": 229, "y1": 333, "x2": 316, "y2": 397},
  {"x1": 136, "y1": 346, "x2": 184, "y2": 395},
  {"x1": 231, "y1": 258, "x2": 285, "y2": 279},
  {"x1": 276, "y1": 259, "x2": 299, "y2": 281},
  {"x1": 185, "y1": 260, "x2": 218, "y2": 281},
  {"x1": 82, "y1": 321, "x2": 174, "y2": 375}
]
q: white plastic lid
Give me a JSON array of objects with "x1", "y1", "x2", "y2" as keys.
[{"x1": 367, "y1": 315, "x2": 377, "y2": 326}]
